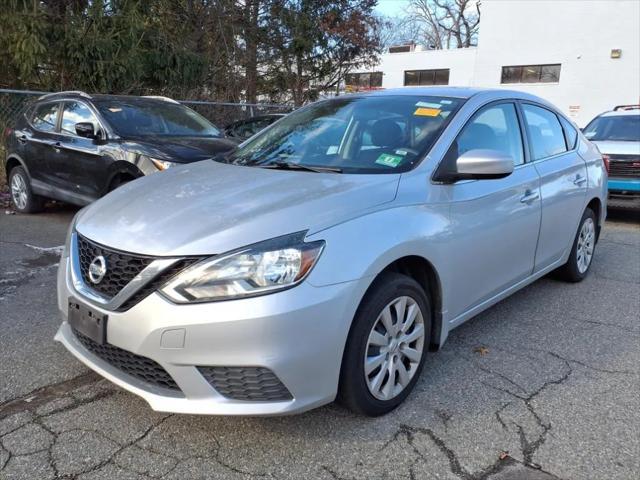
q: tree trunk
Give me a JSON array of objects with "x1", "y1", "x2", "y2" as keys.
[{"x1": 244, "y1": 0, "x2": 259, "y2": 103}]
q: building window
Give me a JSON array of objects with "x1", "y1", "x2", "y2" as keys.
[
  {"x1": 344, "y1": 72, "x2": 383, "y2": 89},
  {"x1": 404, "y1": 69, "x2": 450, "y2": 86},
  {"x1": 501, "y1": 64, "x2": 561, "y2": 84},
  {"x1": 389, "y1": 43, "x2": 415, "y2": 54}
]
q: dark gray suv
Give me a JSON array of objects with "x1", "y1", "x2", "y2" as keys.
[{"x1": 4, "y1": 91, "x2": 236, "y2": 213}]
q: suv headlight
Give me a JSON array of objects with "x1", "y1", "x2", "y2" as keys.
[
  {"x1": 160, "y1": 232, "x2": 324, "y2": 303},
  {"x1": 150, "y1": 158, "x2": 177, "y2": 171}
]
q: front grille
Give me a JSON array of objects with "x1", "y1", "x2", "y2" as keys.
[
  {"x1": 607, "y1": 154, "x2": 640, "y2": 179},
  {"x1": 73, "y1": 328, "x2": 180, "y2": 392},
  {"x1": 609, "y1": 159, "x2": 640, "y2": 179},
  {"x1": 77, "y1": 235, "x2": 153, "y2": 299},
  {"x1": 198, "y1": 366, "x2": 292, "y2": 401}
]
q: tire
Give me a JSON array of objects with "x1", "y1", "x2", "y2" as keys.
[
  {"x1": 108, "y1": 175, "x2": 133, "y2": 192},
  {"x1": 8, "y1": 166, "x2": 44, "y2": 214},
  {"x1": 338, "y1": 272, "x2": 431, "y2": 416},
  {"x1": 556, "y1": 208, "x2": 597, "y2": 282}
]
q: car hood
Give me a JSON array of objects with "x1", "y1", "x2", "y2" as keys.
[
  {"x1": 75, "y1": 160, "x2": 400, "y2": 256},
  {"x1": 122, "y1": 135, "x2": 237, "y2": 163},
  {"x1": 591, "y1": 140, "x2": 640, "y2": 156}
]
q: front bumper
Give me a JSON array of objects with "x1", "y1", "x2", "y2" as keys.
[
  {"x1": 608, "y1": 178, "x2": 640, "y2": 209},
  {"x1": 55, "y1": 255, "x2": 363, "y2": 415},
  {"x1": 608, "y1": 177, "x2": 640, "y2": 193}
]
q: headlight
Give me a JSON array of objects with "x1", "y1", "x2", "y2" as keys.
[
  {"x1": 63, "y1": 209, "x2": 83, "y2": 258},
  {"x1": 150, "y1": 158, "x2": 177, "y2": 171},
  {"x1": 160, "y1": 232, "x2": 324, "y2": 303}
]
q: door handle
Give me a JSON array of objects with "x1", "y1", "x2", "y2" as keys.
[
  {"x1": 18, "y1": 134, "x2": 27, "y2": 144},
  {"x1": 520, "y1": 190, "x2": 540, "y2": 204},
  {"x1": 573, "y1": 175, "x2": 587, "y2": 186},
  {"x1": 53, "y1": 141, "x2": 61, "y2": 153}
]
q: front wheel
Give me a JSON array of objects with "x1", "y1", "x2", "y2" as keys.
[
  {"x1": 557, "y1": 208, "x2": 597, "y2": 282},
  {"x1": 338, "y1": 272, "x2": 431, "y2": 416}
]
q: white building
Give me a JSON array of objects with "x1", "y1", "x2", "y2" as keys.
[{"x1": 348, "y1": 0, "x2": 640, "y2": 126}]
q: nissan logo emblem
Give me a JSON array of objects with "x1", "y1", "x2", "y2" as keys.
[{"x1": 88, "y1": 256, "x2": 107, "y2": 284}]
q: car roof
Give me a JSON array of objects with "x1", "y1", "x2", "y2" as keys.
[
  {"x1": 356, "y1": 86, "x2": 541, "y2": 100},
  {"x1": 599, "y1": 109, "x2": 640, "y2": 118},
  {"x1": 37, "y1": 92, "x2": 183, "y2": 106}
]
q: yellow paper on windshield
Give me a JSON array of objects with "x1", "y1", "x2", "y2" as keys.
[{"x1": 414, "y1": 107, "x2": 441, "y2": 117}]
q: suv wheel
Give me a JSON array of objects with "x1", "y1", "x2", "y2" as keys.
[
  {"x1": 338, "y1": 272, "x2": 431, "y2": 416},
  {"x1": 557, "y1": 208, "x2": 597, "y2": 282},
  {"x1": 9, "y1": 166, "x2": 44, "y2": 213}
]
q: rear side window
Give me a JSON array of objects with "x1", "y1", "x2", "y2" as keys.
[
  {"x1": 61, "y1": 102, "x2": 100, "y2": 135},
  {"x1": 454, "y1": 103, "x2": 525, "y2": 166},
  {"x1": 522, "y1": 104, "x2": 567, "y2": 160},
  {"x1": 559, "y1": 116, "x2": 578, "y2": 150},
  {"x1": 31, "y1": 103, "x2": 60, "y2": 132}
]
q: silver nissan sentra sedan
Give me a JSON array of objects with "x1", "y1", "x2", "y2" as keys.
[{"x1": 55, "y1": 88, "x2": 607, "y2": 416}]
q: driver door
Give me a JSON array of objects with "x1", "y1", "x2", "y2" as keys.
[
  {"x1": 52, "y1": 101, "x2": 107, "y2": 200},
  {"x1": 444, "y1": 101, "x2": 542, "y2": 321}
]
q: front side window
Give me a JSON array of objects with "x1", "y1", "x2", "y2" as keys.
[
  {"x1": 220, "y1": 95, "x2": 464, "y2": 174},
  {"x1": 404, "y1": 69, "x2": 450, "y2": 86},
  {"x1": 96, "y1": 101, "x2": 221, "y2": 137},
  {"x1": 583, "y1": 114, "x2": 640, "y2": 142},
  {"x1": 501, "y1": 64, "x2": 561, "y2": 84},
  {"x1": 522, "y1": 104, "x2": 567, "y2": 160},
  {"x1": 61, "y1": 102, "x2": 100, "y2": 135},
  {"x1": 31, "y1": 103, "x2": 60, "y2": 132},
  {"x1": 453, "y1": 103, "x2": 525, "y2": 166}
]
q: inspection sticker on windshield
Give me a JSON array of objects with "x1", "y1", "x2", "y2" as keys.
[
  {"x1": 415, "y1": 101, "x2": 442, "y2": 109},
  {"x1": 375, "y1": 153, "x2": 403, "y2": 168},
  {"x1": 414, "y1": 107, "x2": 441, "y2": 117}
]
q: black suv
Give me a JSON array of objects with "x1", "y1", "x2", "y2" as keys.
[{"x1": 4, "y1": 91, "x2": 236, "y2": 213}]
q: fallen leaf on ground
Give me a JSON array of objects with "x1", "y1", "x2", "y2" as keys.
[{"x1": 473, "y1": 346, "x2": 489, "y2": 356}]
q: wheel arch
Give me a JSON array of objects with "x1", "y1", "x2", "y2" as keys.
[
  {"x1": 4, "y1": 154, "x2": 30, "y2": 181},
  {"x1": 105, "y1": 161, "x2": 143, "y2": 193},
  {"x1": 359, "y1": 255, "x2": 444, "y2": 352},
  {"x1": 586, "y1": 196, "x2": 603, "y2": 241}
]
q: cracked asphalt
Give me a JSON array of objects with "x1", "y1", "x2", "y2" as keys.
[{"x1": 1, "y1": 205, "x2": 639, "y2": 480}]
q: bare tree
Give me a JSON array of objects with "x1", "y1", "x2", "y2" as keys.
[
  {"x1": 409, "y1": 0, "x2": 480, "y2": 49},
  {"x1": 378, "y1": 15, "x2": 422, "y2": 50}
]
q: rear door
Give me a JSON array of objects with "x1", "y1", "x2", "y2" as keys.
[
  {"x1": 445, "y1": 101, "x2": 542, "y2": 319},
  {"x1": 520, "y1": 102, "x2": 587, "y2": 271},
  {"x1": 22, "y1": 102, "x2": 62, "y2": 186}
]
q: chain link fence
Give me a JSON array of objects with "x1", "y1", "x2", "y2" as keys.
[{"x1": 0, "y1": 88, "x2": 291, "y2": 188}]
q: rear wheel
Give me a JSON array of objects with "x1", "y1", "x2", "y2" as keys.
[
  {"x1": 556, "y1": 208, "x2": 597, "y2": 282},
  {"x1": 338, "y1": 272, "x2": 431, "y2": 416},
  {"x1": 9, "y1": 166, "x2": 44, "y2": 213}
]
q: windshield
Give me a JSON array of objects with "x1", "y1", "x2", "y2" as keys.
[
  {"x1": 583, "y1": 114, "x2": 640, "y2": 142},
  {"x1": 219, "y1": 95, "x2": 464, "y2": 174},
  {"x1": 97, "y1": 100, "x2": 221, "y2": 137}
]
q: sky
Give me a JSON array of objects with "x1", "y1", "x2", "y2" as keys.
[{"x1": 375, "y1": 0, "x2": 411, "y2": 17}]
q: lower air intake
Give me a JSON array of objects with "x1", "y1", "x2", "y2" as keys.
[
  {"x1": 73, "y1": 328, "x2": 181, "y2": 393},
  {"x1": 198, "y1": 366, "x2": 292, "y2": 401}
]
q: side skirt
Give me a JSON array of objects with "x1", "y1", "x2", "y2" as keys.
[{"x1": 31, "y1": 179, "x2": 95, "y2": 207}]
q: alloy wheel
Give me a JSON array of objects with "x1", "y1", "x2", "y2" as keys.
[
  {"x1": 576, "y1": 217, "x2": 595, "y2": 274},
  {"x1": 11, "y1": 173, "x2": 28, "y2": 210},
  {"x1": 364, "y1": 296, "x2": 425, "y2": 401}
]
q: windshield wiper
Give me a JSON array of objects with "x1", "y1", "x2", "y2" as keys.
[{"x1": 259, "y1": 160, "x2": 342, "y2": 173}]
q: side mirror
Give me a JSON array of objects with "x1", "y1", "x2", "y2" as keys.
[
  {"x1": 454, "y1": 149, "x2": 514, "y2": 180},
  {"x1": 75, "y1": 122, "x2": 97, "y2": 139}
]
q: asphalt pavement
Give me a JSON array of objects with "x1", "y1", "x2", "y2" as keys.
[{"x1": 0, "y1": 204, "x2": 638, "y2": 480}]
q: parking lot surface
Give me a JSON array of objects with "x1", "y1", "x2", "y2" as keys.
[{"x1": 0, "y1": 206, "x2": 638, "y2": 480}]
